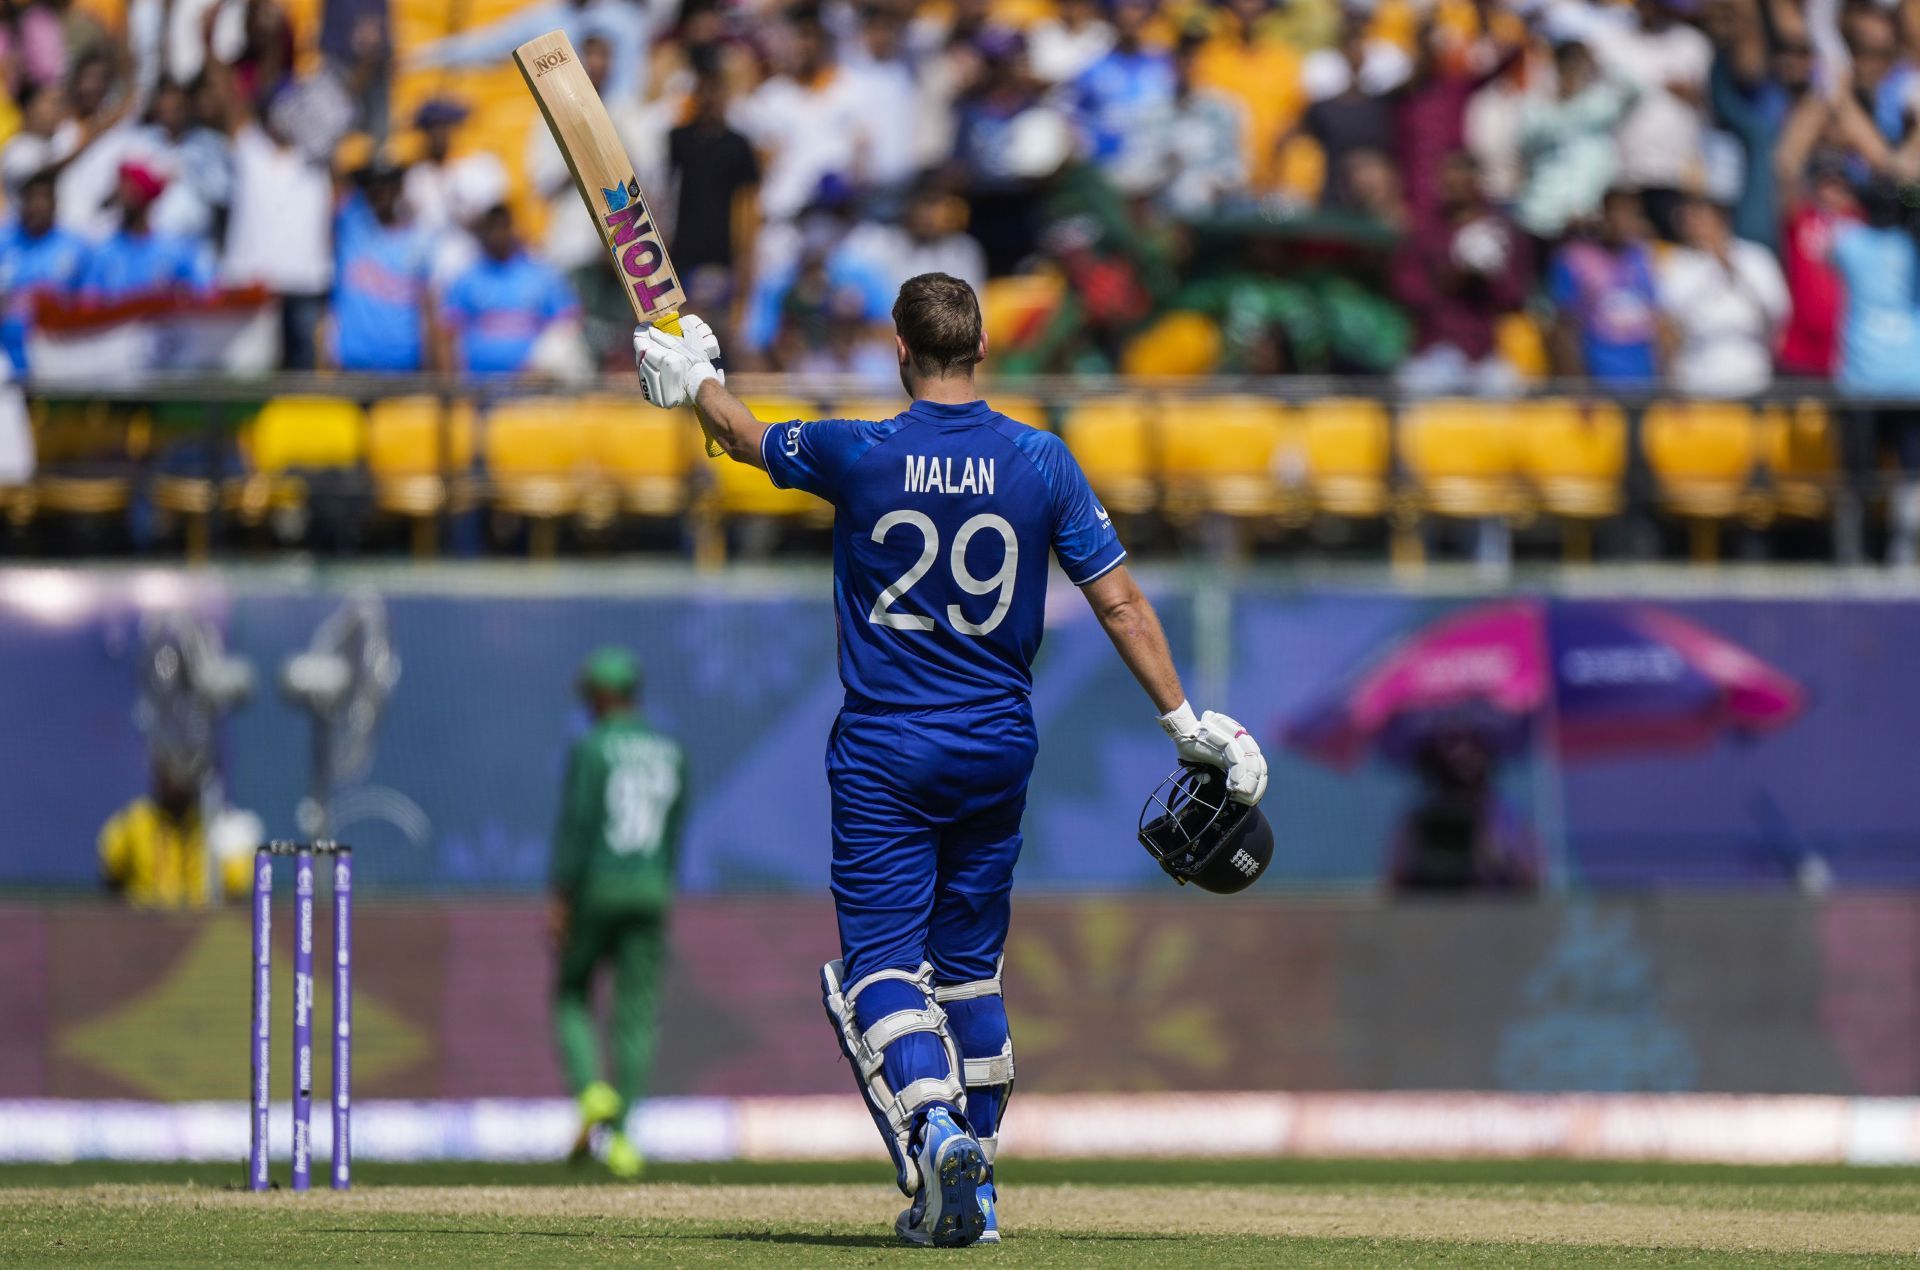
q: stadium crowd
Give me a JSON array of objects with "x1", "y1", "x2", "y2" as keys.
[{"x1": 1, "y1": 0, "x2": 1918, "y2": 397}]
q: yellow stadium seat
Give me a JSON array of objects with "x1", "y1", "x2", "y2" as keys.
[
  {"x1": 1399, "y1": 399, "x2": 1521, "y2": 519},
  {"x1": 585, "y1": 399, "x2": 701, "y2": 518},
  {"x1": 1059, "y1": 397, "x2": 1157, "y2": 516},
  {"x1": 829, "y1": 399, "x2": 911, "y2": 425},
  {"x1": 1297, "y1": 398, "x2": 1390, "y2": 518},
  {"x1": 1516, "y1": 398, "x2": 1628, "y2": 560},
  {"x1": 983, "y1": 393, "x2": 1051, "y2": 431},
  {"x1": 225, "y1": 396, "x2": 365, "y2": 541},
  {"x1": 26, "y1": 397, "x2": 169, "y2": 549},
  {"x1": 246, "y1": 397, "x2": 365, "y2": 472},
  {"x1": 827, "y1": 395, "x2": 1051, "y2": 429},
  {"x1": 368, "y1": 396, "x2": 477, "y2": 475},
  {"x1": 366, "y1": 396, "x2": 478, "y2": 555},
  {"x1": 484, "y1": 397, "x2": 593, "y2": 556},
  {"x1": 1759, "y1": 400, "x2": 1839, "y2": 521},
  {"x1": 1642, "y1": 401, "x2": 1762, "y2": 561},
  {"x1": 1158, "y1": 396, "x2": 1293, "y2": 519},
  {"x1": 1517, "y1": 399, "x2": 1627, "y2": 517},
  {"x1": 706, "y1": 396, "x2": 831, "y2": 523}
]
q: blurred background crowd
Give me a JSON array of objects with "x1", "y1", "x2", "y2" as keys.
[
  {"x1": 9, "y1": 0, "x2": 1920, "y2": 565},
  {"x1": 7, "y1": 0, "x2": 1920, "y2": 389}
]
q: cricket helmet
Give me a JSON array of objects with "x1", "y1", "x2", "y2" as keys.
[{"x1": 1137, "y1": 762, "x2": 1273, "y2": 894}]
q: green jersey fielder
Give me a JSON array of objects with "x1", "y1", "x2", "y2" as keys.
[{"x1": 550, "y1": 647, "x2": 687, "y2": 1178}]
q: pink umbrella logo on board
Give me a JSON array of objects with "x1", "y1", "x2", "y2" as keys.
[
  {"x1": 1284, "y1": 600, "x2": 1806, "y2": 894},
  {"x1": 1286, "y1": 599, "x2": 1804, "y2": 769}
]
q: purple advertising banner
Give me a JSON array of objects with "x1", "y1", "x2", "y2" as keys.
[
  {"x1": 0, "y1": 568, "x2": 1915, "y2": 894},
  {"x1": 4, "y1": 894, "x2": 1918, "y2": 1099}
]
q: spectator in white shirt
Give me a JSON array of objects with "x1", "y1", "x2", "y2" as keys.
[
  {"x1": 1569, "y1": 0, "x2": 1712, "y2": 240},
  {"x1": 427, "y1": 156, "x2": 510, "y2": 293},
  {"x1": 1028, "y1": 0, "x2": 1112, "y2": 86},
  {"x1": 403, "y1": 98, "x2": 505, "y2": 237},
  {"x1": 210, "y1": 65, "x2": 334, "y2": 369},
  {"x1": 0, "y1": 82, "x2": 83, "y2": 202},
  {"x1": 730, "y1": 7, "x2": 865, "y2": 222},
  {"x1": 126, "y1": 78, "x2": 232, "y2": 241},
  {"x1": 1656, "y1": 194, "x2": 1789, "y2": 398},
  {"x1": 842, "y1": 5, "x2": 922, "y2": 200}
]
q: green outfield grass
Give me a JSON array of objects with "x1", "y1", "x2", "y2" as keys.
[{"x1": 4, "y1": 1160, "x2": 1920, "y2": 1266}]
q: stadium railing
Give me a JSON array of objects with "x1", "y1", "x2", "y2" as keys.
[{"x1": 2, "y1": 372, "x2": 1883, "y2": 565}]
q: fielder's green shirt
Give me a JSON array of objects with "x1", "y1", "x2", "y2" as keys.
[{"x1": 551, "y1": 714, "x2": 687, "y2": 912}]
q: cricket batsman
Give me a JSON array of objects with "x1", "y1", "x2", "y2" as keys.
[
  {"x1": 549, "y1": 646, "x2": 687, "y2": 1179},
  {"x1": 633, "y1": 274, "x2": 1267, "y2": 1246}
]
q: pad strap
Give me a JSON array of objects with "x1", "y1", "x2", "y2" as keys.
[
  {"x1": 964, "y1": 1052, "x2": 1015, "y2": 1086},
  {"x1": 823, "y1": 959, "x2": 967, "y2": 1195},
  {"x1": 857, "y1": 1008, "x2": 949, "y2": 1074},
  {"x1": 933, "y1": 977, "x2": 1001, "y2": 1003},
  {"x1": 933, "y1": 959, "x2": 1013, "y2": 1167}
]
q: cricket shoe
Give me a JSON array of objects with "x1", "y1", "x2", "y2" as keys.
[
  {"x1": 604, "y1": 1130, "x2": 644, "y2": 1180},
  {"x1": 893, "y1": 1107, "x2": 988, "y2": 1248},
  {"x1": 977, "y1": 1173, "x2": 999, "y2": 1244},
  {"x1": 569, "y1": 1081, "x2": 623, "y2": 1163}
]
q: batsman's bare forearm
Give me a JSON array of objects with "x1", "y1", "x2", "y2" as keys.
[
  {"x1": 693, "y1": 378, "x2": 771, "y2": 469},
  {"x1": 1082, "y1": 564, "x2": 1185, "y2": 715}
]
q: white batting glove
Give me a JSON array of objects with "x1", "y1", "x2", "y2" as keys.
[
  {"x1": 1159, "y1": 701, "x2": 1269, "y2": 805},
  {"x1": 633, "y1": 315, "x2": 722, "y2": 408}
]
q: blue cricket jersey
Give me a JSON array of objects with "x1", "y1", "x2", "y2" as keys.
[
  {"x1": 0, "y1": 218, "x2": 85, "y2": 373},
  {"x1": 762, "y1": 397, "x2": 1125, "y2": 710},
  {"x1": 441, "y1": 249, "x2": 579, "y2": 375},
  {"x1": 331, "y1": 196, "x2": 434, "y2": 372},
  {"x1": 75, "y1": 229, "x2": 215, "y2": 303}
]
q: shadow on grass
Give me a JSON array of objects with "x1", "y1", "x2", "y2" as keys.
[
  {"x1": 313, "y1": 1229, "x2": 650, "y2": 1241},
  {"x1": 315, "y1": 1227, "x2": 1188, "y2": 1248},
  {"x1": 315, "y1": 1228, "x2": 900, "y2": 1249}
]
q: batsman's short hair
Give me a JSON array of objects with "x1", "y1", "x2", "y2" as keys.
[{"x1": 892, "y1": 273, "x2": 983, "y2": 377}]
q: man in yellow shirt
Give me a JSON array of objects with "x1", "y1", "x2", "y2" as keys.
[
  {"x1": 98, "y1": 767, "x2": 251, "y2": 908},
  {"x1": 1190, "y1": 0, "x2": 1312, "y2": 193}
]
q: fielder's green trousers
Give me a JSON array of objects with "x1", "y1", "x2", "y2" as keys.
[{"x1": 554, "y1": 906, "x2": 668, "y2": 1114}]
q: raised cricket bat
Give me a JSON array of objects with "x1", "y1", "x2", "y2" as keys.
[{"x1": 514, "y1": 30, "x2": 719, "y2": 453}]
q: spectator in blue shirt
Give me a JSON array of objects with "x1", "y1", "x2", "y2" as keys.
[
  {"x1": 1830, "y1": 179, "x2": 1920, "y2": 565},
  {"x1": 1545, "y1": 187, "x2": 1661, "y2": 383},
  {"x1": 330, "y1": 161, "x2": 437, "y2": 372},
  {"x1": 0, "y1": 169, "x2": 86, "y2": 374},
  {"x1": 438, "y1": 204, "x2": 581, "y2": 377},
  {"x1": 1068, "y1": 0, "x2": 1176, "y2": 194},
  {"x1": 75, "y1": 161, "x2": 215, "y2": 305}
]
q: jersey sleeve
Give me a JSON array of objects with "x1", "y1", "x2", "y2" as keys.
[
  {"x1": 760, "y1": 418, "x2": 871, "y2": 501},
  {"x1": 1030, "y1": 431, "x2": 1127, "y2": 585}
]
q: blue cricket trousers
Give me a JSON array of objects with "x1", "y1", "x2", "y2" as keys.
[{"x1": 827, "y1": 693, "x2": 1037, "y2": 989}]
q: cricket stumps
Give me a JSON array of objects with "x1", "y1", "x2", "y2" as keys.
[{"x1": 249, "y1": 839, "x2": 353, "y2": 1192}]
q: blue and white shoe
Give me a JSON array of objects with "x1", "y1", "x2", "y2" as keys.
[
  {"x1": 976, "y1": 1172, "x2": 999, "y2": 1244},
  {"x1": 893, "y1": 1107, "x2": 987, "y2": 1248}
]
